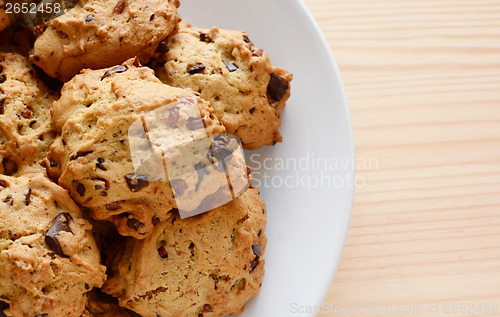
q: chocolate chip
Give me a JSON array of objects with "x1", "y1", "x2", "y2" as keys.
[
  {"x1": 25, "y1": 188, "x2": 31, "y2": 206},
  {"x1": 106, "y1": 201, "x2": 122, "y2": 210},
  {"x1": 189, "y1": 242, "x2": 195, "y2": 257},
  {"x1": 0, "y1": 180, "x2": 7, "y2": 190},
  {"x1": 33, "y1": 23, "x2": 47, "y2": 36},
  {"x1": 49, "y1": 160, "x2": 57, "y2": 167},
  {"x1": 187, "y1": 64, "x2": 205, "y2": 75},
  {"x1": 267, "y1": 73, "x2": 289, "y2": 103},
  {"x1": 96, "y1": 158, "x2": 107, "y2": 171},
  {"x1": 167, "y1": 106, "x2": 179, "y2": 126},
  {"x1": 199, "y1": 33, "x2": 213, "y2": 43},
  {"x1": 170, "y1": 179, "x2": 187, "y2": 196},
  {"x1": 242, "y1": 35, "x2": 251, "y2": 43},
  {"x1": 245, "y1": 40, "x2": 264, "y2": 57},
  {"x1": 150, "y1": 13, "x2": 155, "y2": 21},
  {"x1": 250, "y1": 257, "x2": 259, "y2": 273},
  {"x1": 114, "y1": 0, "x2": 126, "y2": 14},
  {"x1": 0, "y1": 99, "x2": 4, "y2": 115},
  {"x1": 127, "y1": 218, "x2": 143, "y2": 230},
  {"x1": 76, "y1": 183, "x2": 85, "y2": 196},
  {"x1": 207, "y1": 135, "x2": 233, "y2": 168},
  {"x1": 3, "y1": 195, "x2": 13, "y2": 206},
  {"x1": 203, "y1": 304, "x2": 213, "y2": 313},
  {"x1": 101, "y1": 65, "x2": 128, "y2": 80},
  {"x1": 249, "y1": 107, "x2": 256, "y2": 114},
  {"x1": 186, "y1": 117, "x2": 204, "y2": 130},
  {"x1": 252, "y1": 48, "x2": 264, "y2": 57},
  {"x1": 94, "y1": 177, "x2": 110, "y2": 190},
  {"x1": 125, "y1": 174, "x2": 149, "y2": 192},
  {"x1": 85, "y1": 15, "x2": 94, "y2": 23},
  {"x1": 194, "y1": 162, "x2": 209, "y2": 190},
  {"x1": 45, "y1": 213, "x2": 73, "y2": 258},
  {"x1": 0, "y1": 75, "x2": 5, "y2": 83},
  {"x1": 158, "y1": 246, "x2": 168, "y2": 258},
  {"x1": 21, "y1": 107, "x2": 32, "y2": 119},
  {"x1": 252, "y1": 244, "x2": 261, "y2": 257},
  {"x1": 156, "y1": 40, "x2": 167, "y2": 53},
  {"x1": 95, "y1": 185, "x2": 102, "y2": 190},
  {"x1": 2, "y1": 158, "x2": 18, "y2": 176},
  {"x1": 70, "y1": 151, "x2": 93, "y2": 160},
  {"x1": 250, "y1": 245, "x2": 261, "y2": 273},
  {"x1": 223, "y1": 61, "x2": 238, "y2": 72}
]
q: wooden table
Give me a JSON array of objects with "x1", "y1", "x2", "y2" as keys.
[{"x1": 302, "y1": 0, "x2": 500, "y2": 316}]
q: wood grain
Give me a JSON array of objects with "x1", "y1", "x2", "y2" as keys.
[{"x1": 301, "y1": 0, "x2": 500, "y2": 316}]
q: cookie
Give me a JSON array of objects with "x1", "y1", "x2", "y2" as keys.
[
  {"x1": 0, "y1": 173, "x2": 106, "y2": 317},
  {"x1": 152, "y1": 24, "x2": 293, "y2": 150},
  {"x1": 0, "y1": 52, "x2": 57, "y2": 177},
  {"x1": 45, "y1": 59, "x2": 251, "y2": 239},
  {"x1": 30, "y1": 0, "x2": 181, "y2": 81},
  {"x1": 103, "y1": 187, "x2": 267, "y2": 317}
]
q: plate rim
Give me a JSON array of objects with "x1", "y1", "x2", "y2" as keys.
[{"x1": 293, "y1": 0, "x2": 356, "y2": 310}]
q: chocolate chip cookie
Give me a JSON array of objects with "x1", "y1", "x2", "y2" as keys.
[
  {"x1": 0, "y1": 173, "x2": 106, "y2": 317},
  {"x1": 30, "y1": 0, "x2": 181, "y2": 81},
  {"x1": 152, "y1": 24, "x2": 293, "y2": 150},
  {"x1": 103, "y1": 187, "x2": 267, "y2": 317},
  {"x1": 45, "y1": 59, "x2": 248, "y2": 239},
  {"x1": 0, "y1": 52, "x2": 57, "y2": 177}
]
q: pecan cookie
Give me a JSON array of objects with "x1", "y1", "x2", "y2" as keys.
[
  {"x1": 0, "y1": 52, "x2": 57, "y2": 177},
  {"x1": 45, "y1": 59, "x2": 249, "y2": 239},
  {"x1": 0, "y1": 174, "x2": 106, "y2": 317},
  {"x1": 152, "y1": 24, "x2": 293, "y2": 150},
  {"x1": 30, "y1": 0, "x2": 181, "y2": 81},
  {"x1": 103, "y1": 187, "x2": 267, "y2": 317}
]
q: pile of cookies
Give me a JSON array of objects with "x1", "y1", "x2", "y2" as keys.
[{"x1": 0, "y1": 1, "x2": 292, "y2": 316}]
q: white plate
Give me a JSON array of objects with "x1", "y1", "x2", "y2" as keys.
[{"x1": 179, "y1": 1, "x2": 355, "y2": 316}]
